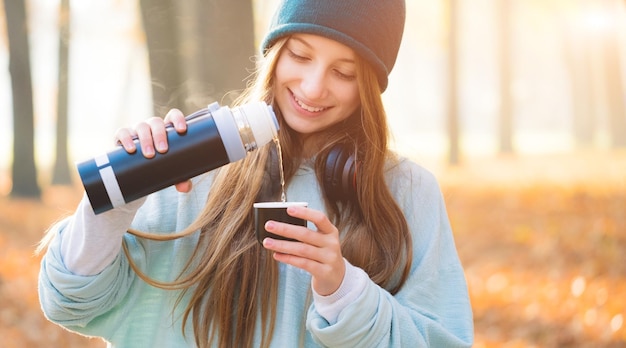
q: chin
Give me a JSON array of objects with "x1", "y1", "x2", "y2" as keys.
[
  {"x1": 286, "y1": 125, "x2": 317, "y2": 137},
  {"x1": 281, "y1": 115, "x2": 316, "y2": 134}
]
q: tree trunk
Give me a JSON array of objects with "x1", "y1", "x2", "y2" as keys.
[
  {"x1": 4, "y1": 0, "x2": 41, "y2": 198},
  {"x1": 603, "y1": 17, "x2": 626, "y2": 147},
  {"x1": 563, "y1": 0, "x2": 600, "y2": 148},
  {"x1": 498, "y1": 0, "x2": 514, "y2": 154},
  {"x1": 140, "y1": 0, "x2": 256, "y2": 116},
  {"x1": 447, "y1": 0, "x2": 460, "y2": 165},
  {"x1": 52, "y1": 0, "x2": 72, "y2": 185},
  {"x1": 564, "y1": 27, "x2": 595, "y2": 148},
  {"x1": 189, "y1": 0, "x2": 256, "y2": 107},
  {"x1": 139, "y1": 0, "x2": 184, "y2": 116}
]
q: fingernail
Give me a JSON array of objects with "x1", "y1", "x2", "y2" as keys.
[
  {"x1": 157, "y1": 141, "x2": 167, "y2": 152},
  {"x1": 265, "y1": 221, "x2": 275, "y2": 230},
  {"x1": 125, "y1": 141, "x2": 136, "y2": 151},
  {"x1": 144, "y1": 146, "x2": 155, "y2": 156}
]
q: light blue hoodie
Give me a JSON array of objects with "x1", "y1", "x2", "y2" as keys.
[{"x1": 39, "y1": 158, "x2": 473, "y2": 347}]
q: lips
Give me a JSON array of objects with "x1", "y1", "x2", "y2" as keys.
[{"x1": 292, "y1": 92, "x2": 328, "y2": 113}]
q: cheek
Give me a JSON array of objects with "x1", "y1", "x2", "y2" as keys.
[
  {"x1": 274, "y1": 57, "x2": 297, "y2": 85},
  {"x1": 340, "y1": 86, "x2": 361, "y2": 115}
]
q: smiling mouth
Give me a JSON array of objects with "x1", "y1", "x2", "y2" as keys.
[{"x1": 292, "y1": 93, "x2": 328, "y2": 113}]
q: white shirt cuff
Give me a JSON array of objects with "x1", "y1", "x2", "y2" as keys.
[
  {"x1": 59, "y1": 194, "x2": 145, "y2": 276},
  {"x1": 312, "y1": 258, "x2": 368, "y2": 325}
]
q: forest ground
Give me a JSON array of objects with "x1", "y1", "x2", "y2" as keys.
[{"x1": 1, "y1": 150, "x2": 624, "y2": 347}]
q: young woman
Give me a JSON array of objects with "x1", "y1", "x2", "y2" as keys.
[{"x1": 39, "y1": 0, "x2": 474, "y2": 347}]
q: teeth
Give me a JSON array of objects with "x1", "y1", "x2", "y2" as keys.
[{"x1": 295, "y1": 96, "x2": 326, "y2": 112}]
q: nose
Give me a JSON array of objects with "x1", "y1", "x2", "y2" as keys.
[{"x1": 300, "y1": 66, "x2": 327, "y2": 100}]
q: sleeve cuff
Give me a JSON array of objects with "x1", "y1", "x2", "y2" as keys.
[
  {"x1": 59, "y1": 194, "x2": 145, "y2": 276},
  {"x1": 312, "y1": 258, "x2": 368, "y2": 325}
]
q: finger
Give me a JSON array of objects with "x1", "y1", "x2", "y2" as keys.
[
  {"x1": 263, "y1": 220, "x2": 312, "y2": 244},
  {"x1": 287, "y1": 206, "x2": 338, "y2": 236},
  {"x1": 164, "y1": 108, "x2": 187, "y2": 133},
  {"x1": 262, "y1": 221, "x2": 334, "y2": 260},
  {"x1": 135, "y1": 121, "x2": 156, "y2": 158},
  {"x1": 263, "y1": 236, "x2": 321, "y2": 263},
  {"x1": 114, "y1": 127, "x2": 138, "y2": 153},
  {"x1": 145, "y1": 117, "x2": 169, "y2": 154},
  {"x1": 271, "y1": 248, "x2": 321, "y2": 269},
  {"x1": 174, "y1": 180, "x2": 193, "y2": 193}
]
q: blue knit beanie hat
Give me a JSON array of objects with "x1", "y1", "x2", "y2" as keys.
[{"x1": 261, "y1": 0, "x2": 406, "y2": 92}]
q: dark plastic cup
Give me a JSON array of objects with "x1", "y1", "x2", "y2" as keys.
[{"x1": 254, "y1": 202, "x2": 308, "y2": 243}]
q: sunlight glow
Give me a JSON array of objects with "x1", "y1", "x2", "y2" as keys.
[
  {"x1": 580, "y1": 8, "x2": 616, "y2": 32},
  {"x1": 610, "y1": 314, "x2": 623, "y2": 333},
  {"x1": 571, "y1": 276, "x2": 586, "y2": 298}
]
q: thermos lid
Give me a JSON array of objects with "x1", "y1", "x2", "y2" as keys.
[{"x1": 239, "y1": 101, "x2": 279, "y2": 147}]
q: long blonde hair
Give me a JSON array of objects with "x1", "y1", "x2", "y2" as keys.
[{"x1": 124, "y1": 36, "x2": 412, "y2": 348}]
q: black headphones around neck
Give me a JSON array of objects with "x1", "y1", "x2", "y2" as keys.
[{"x1": 323, "y1": 143, "x2": 358, "y2": 202}]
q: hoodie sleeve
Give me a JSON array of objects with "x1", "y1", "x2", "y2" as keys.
[
  {"x1": 306, "y1": 160, "x2": 474, "y2": 347},
  {"x1": 38, "y1": 216, "x2": 140, "y2": 330},
  {"x1": 38, "y1": 174, "x2": 212, "y2": 339}
]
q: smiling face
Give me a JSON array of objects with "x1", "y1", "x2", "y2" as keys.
[{"x1": 274, "y1": 34, "x2": 361, "y2": 146}]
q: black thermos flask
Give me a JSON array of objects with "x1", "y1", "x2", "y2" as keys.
[{"x1": 77, "y1": 101, "x2": 279, "y2": 214}]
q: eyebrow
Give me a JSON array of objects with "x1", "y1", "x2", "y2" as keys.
[{"x1": 289, "y1": 36, "x2": 356, "y2": 64}]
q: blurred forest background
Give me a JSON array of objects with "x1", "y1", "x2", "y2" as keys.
[{"x1": 0, "y1": 0, "x2": 625, "y2": 347}]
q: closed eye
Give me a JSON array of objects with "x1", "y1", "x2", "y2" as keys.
[
  {"x1": 287, "y1": 49, "x2": 309, "y2": 62},
  {"x1": 334, "y1": 69, "x2": 356, "y2": 81}
]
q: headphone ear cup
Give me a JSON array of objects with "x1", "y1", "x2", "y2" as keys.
[
  {"x1": 340, "y1": 154, "x2": 357, "y2": 198},
  {"x1": 323, "y1": 146, "x2": 341, "y2": 200},
  {"x1": 324, "y1": 144, "x2": 357, "y2": 202}
]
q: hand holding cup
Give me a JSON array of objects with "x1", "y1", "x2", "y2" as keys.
[{"x1": 253, "y1": 202, "x2": 308, "y2": 244}]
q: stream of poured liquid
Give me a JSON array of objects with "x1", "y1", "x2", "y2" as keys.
[{"x1": 273, "y1": 138, "x2": 287, "y2": 202}]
